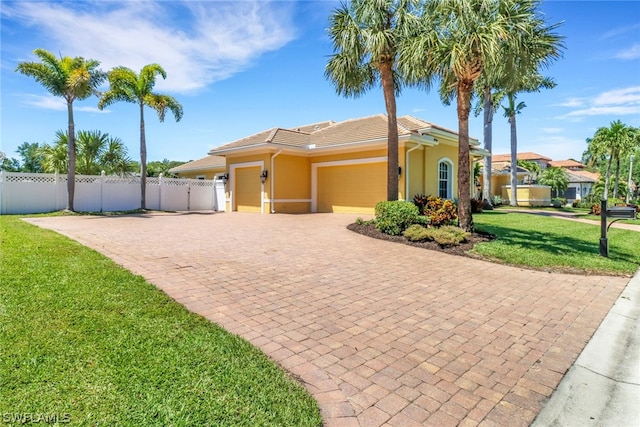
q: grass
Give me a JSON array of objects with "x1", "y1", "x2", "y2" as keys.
[
  {"x1": 0, "y1": 216, "x2": 322, "y2": 426},
  {"x1": 472, "y1": 211, "x2": 640, "y2": 276}
]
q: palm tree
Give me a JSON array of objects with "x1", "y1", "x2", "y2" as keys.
[
  {"x1": 16, "y1": 49, "x2": 105, "y2": 211},
  {"x1": 538, "y1": 166, "x2": 568, "y2": 198},
  {"x1": 588, "y1": 121, "x2": 637, "y2": 200},
  {"x1": 40, "y1": 131, "x2": 69, "y2": 173},
  {"x1": 98, "y1": 64, "x2": 183, "y2": 209},
  {"x1": 76, "y1": 130, "x2": 109, "y2": 175},
  {"x1": 325, "y1": 0, "x2": 419, "y2": 201},
  {"x1": 517, "y1": 159, "x2": 542, "y2": 183},
  {"x1": 101, "y1": 137, "x2": 134, "y2": 177},
  {"x1": 400, "y1": 0, "x2": 546, "y2": 231}
]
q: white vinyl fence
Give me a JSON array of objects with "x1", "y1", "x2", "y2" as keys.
[{"x1": 0, "y1": 171, "x2": 226, "y2": 215}]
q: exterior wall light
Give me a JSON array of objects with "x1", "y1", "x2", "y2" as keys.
[
  {"x1": 260, "y1": 170, "x2": 268, "y2": 184},
  {"x1": 219, "y1": 173, "x2": 229, "y2": 185}
]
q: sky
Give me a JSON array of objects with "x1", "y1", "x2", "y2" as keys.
[{"x1": 1, "y1": 0, "x2": 639, "y2": 165}]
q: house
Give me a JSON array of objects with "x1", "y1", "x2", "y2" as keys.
[
  {"x1": 168, "y1": 155, "x2": 226, "y2": 179},
  {"x1": 196, "y1": 114, "x2": 484, "y2": 214},
  {"x1": 549, "y1": 160, "x2": 599, "y2": 202},
  {"x1": 485, "y1": 153, "x2": 600, "y2": 205}
]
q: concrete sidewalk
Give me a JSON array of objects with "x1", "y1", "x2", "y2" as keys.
[{"x1": 531, "y1": 268, "x2": 640, "y2": 427}]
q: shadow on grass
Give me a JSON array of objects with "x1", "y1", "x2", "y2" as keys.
[{"x1": 475, "y1": 214, "x2": 638, "y2": 266}]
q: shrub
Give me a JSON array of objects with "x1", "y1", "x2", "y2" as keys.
[
  {"x1": 374, "y1": 200, "x2": 420, "y2": 236},
  {"x1": 491, "y1": 195, "x2": 503, "y2": 207},
  {"x1": 423, "y1": 196, "x2": 457, "y2": 227},
  {"x1": 429, "y1": 226, "x2": 470, "y2": 246},
  {"x1": 471, "y1": 198, "x2": 484, "y2": 213},
  {"x1": 413, "y1": 194, "x2": 429, "y2": 212},
  {"x1": 551, "y1": 197, "x2": 567, "y2": 208},
  {"x1": 403, "y1": 224, "x2": 431, "y2": 241},
  {"x1": 403, "y1": 224, "x2": 469, "y2": 246},
  {"x1": 355, "y1": 217, "x2": 375, "y2": 226}
]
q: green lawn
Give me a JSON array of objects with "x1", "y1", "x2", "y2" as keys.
[
  {"x1": 472, "y1": 211, "x2": 640, "y2": 276},
  {"x1": 0, "y1": 216, "x2": 322, "y2": 426}
]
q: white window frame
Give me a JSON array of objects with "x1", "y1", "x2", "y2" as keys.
[{"x1": 437, "y1": 158, "x2": 454, "y2": 199}]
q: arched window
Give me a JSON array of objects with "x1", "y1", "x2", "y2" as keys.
[{"x1": 438, "y1": 159, "x2": 453, "y2": 199}]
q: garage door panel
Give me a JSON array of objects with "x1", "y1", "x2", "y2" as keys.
[
  {"x1": 235, "y1": 167, "x2": 261, "y2": 212},
  {"x1": 317, "y1": 163, "x2": 386, "y2": 213}
]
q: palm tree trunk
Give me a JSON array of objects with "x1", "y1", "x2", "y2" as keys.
[
  {"x1": 457, "y1": 79, "x2": 474, "y2": 232},
  {"x1": 139, "y1": 102, "x2": 147, "y2": 210},
  {"x1": 613, "y1": 156, "x2": 620, "y2": 199},
  {"x1": 66, "y1": 100, "x2": 76, "y2": 212},
  {"x1": 603, "y1": 155, "x2": 613, "y2": 200},
  {"x1": 509, "y1": 113, "x2": 518, "y2": 207},
  {"x1": 482, "y1": 86, "x2": 493, "y2": 206},
  {"x1": 380, "y1": 61, "x2": 399, "y2": 201}
]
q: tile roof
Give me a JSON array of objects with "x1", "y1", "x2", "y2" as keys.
[
  {"x1": 208, "y1": 114, "x2": 476, "y2": 155},
  {"x1": 492, "y1": 152, "x2": 552, "y2": 163},
  {"x1": 569, "y1": 170, "x2": 600, "y2": 182},
  {"x1": 548, "y1": 159, "x2": 587, "y2": 168},
  {"x1": 168, "y1": 155, "x2": 226, "y2": 173}
]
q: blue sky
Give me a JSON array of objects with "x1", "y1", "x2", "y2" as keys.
[{"x1": 1, "y1": 0, "x2": 639, "y2": 164}]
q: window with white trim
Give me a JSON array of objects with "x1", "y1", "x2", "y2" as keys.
[{"x1": 438, "y1": 159, "x2": 453, "y2": 199}]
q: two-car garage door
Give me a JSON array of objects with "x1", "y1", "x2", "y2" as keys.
[{"x1": 316, "y1": 161, "x2": 386, "y2": 213}]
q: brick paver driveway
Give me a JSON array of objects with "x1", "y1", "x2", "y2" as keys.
[{"x1": 27, "y1": 212, "x2": 628, "y2": 427}]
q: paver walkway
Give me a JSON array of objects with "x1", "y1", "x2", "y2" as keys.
[{"x1": 26, "y1": 213, "x2": 630, "y2": 427}]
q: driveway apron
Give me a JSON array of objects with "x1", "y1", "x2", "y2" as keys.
[{"x1": 26, "y1": 213, "x2": 629, "y2": 427}]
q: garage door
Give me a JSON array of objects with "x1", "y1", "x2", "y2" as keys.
[
  {"x1": 234, "y1": 166, "x2": 262, "y2": 212},
  {"x1": 316, "y1": 162, "x2": 386, "y2": 213}
]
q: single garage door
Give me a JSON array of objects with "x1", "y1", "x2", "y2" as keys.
[
  {"x1": 316, "y1": 162, "x2": 386, "y2": 213},
  {"x1": 234, "y1": 166, "x2": 262, "y2": 212}
]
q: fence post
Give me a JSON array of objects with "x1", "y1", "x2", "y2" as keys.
[
  {"x1": 187, "y1": 179, "x2": 191, "y2": 211},
  {"x1": 159, "y1": 173, "x2": 163, "y2": 212},
  {"x1": 0, "y1": 170, "x2": 4, "y2": 215},
  {"x1": 100, "y1": 171, "x2": 105, "y2": 213}
]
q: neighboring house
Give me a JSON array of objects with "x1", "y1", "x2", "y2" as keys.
[
  {"x1": 168, "y1": 155, "x2": 226, "y2": 179},
  {"x1": 549, "y1": 160, "x2": 599, "y2": 202},
  {"x1": 202, "y1": 114, "x2": 485, "y2": 214},
  {"x1": 484, "y1": 153, "x2": 600, "y2": 205}
]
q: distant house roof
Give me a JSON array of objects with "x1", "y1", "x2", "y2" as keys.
[
  {"x1": 548, "y1": 159, "x2": 586, "y2": 169},
  {"x1": 208, "y1": 114, "x2": 479, "y2": 155},
  {"x1": 491, "y1": 162, "x2": 530, "y2": 175},
  {"x1": 168, "y1": 155, "x2": 226, "y2": 174},
  {"x1": 568, "y1": 170, "x2": 600, "y2": 183},
  {"x1": 492, "y1": 152, "x2": 552, "y2": 163}
]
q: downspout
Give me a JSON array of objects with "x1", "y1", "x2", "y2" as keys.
[
  {"x1": 270, "y1": 150, "x2": 282, "y2": 213},
  {"x1": 405, "y1": 143, "x2": 422, "y2": 201}
]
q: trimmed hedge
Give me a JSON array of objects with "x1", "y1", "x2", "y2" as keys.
[{"x1": 374, "y1": 200, "x2": 420, "y2": 236}]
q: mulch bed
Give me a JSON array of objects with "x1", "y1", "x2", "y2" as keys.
[{"x1": 347, "y1": 222, "x2": 495, "y2": 258}]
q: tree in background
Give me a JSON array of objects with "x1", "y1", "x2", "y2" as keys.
[
  {"x1": 517, "y1": 160, "x2": 542, "y2": 183},
  {"x1": 98, "y1": 64, "x2": 183, "y2": 210},
  {"x1": 0, "y1": 152, "x2": 21, "y2": 172},
  {"x1": 16, "y1": 142, "x2": 45, "y2": 173},
  {"x1": 147, "y1": 159, "x2": 185, "y2": 177},
  {"x1": 538, "y1": 166, "x2": 568, "y2": 198},
  {"x1": 16, "y1": 49, "x2": 105, "y2": 211},
  {"x1": 39, "y1": 130, "x2": 133, "y2": 176},
  {"x1": 586, "y1": 121, "x2": 638, "y2": 200},
  {"x1": 325, "y1": 0, "x2": 418, "y2": 202}
]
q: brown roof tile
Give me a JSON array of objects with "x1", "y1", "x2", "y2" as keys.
[
  {"x1": 549, "y1": 159, "x2": 586, "y2": 168},
  {"x1": 492, "y1": 152, "x2": 552, "y2": 163},
  {"x1": 169, "y1": 155, "x2": 226, "y2": 173}
]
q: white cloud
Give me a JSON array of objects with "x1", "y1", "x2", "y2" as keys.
[
  {"x1": 5, "y1": 1, "x2": 297, "y2": 94},
  {"x1": 21, "y1": 94, "x2": 108, "y2": 113},
  {"x1": 541, "y1": 128, "x2": 563, "y2": 134},
  {"x1": 555, "y1": 86, "x2": 640, "y2": 121},
  {"x1": 615, "y1": 43, "x2": 640, "y2": 60},
  {"x1": 553, "y1": 98, "x2": 585, "y2": 108}
]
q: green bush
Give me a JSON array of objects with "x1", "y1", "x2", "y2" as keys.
[
  {"x1": 374, "y1": 200, "x2": 420, "y2": 235},
  {"x1": 491, "y1": 195, "x2": 503, "y2": 207},
  {"x1": 403, "y1": 224, "x2": 431, "y2": 241},
  {"x1": 423, "y1": 196, "x2": 457, "y2": 227},
  {"x1": 402, "y1": 224, "x2": 469, "y2": 246}
]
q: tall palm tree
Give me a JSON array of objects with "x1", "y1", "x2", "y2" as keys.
[
  {"x1": 98, "y1": 64, "x2": 183, "y2": 209},
  {"x1": 16, "y1": 49, "x2": 105, "y2": 211},
  {"x1": 325, "y1": 0, "x2": 419, "y2": 201},
  {"x1": 401, "y1": 0, "x2": 538, "y2": 231}
]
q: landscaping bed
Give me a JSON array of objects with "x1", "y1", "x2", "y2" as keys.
[{"x1": 347, "y1": 221, "x2": 495, "y2": 258}]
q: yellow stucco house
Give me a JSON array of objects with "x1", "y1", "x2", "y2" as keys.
[{"x1": 174, "y1": 114, "x2": 485, "y2": 214}]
